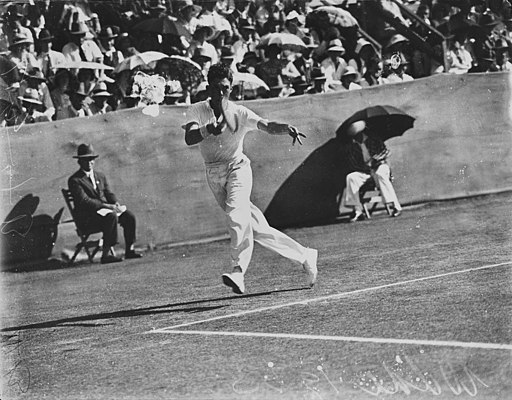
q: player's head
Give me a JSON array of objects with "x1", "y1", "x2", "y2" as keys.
[
  {"x1": 207, "y1": 63, "x2": 233, "y2": 102},
  {"x1": 207, "y1": 63, "x2": 233, "y2": 85}
]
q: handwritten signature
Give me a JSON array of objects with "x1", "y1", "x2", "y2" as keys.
[
  {"x1": 2, "y1": 331, "x2": 31, "y2": 394},
  {"x1": 232, "y1": 353, "x2": 490, "y2": 398}
]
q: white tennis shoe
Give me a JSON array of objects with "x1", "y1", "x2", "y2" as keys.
[
  {"x1": 222, "y1": 270, "x2": 245, "y2": 294},
  {"x1": 303, "y1": 248, "x2": 318, "y2": 287}
]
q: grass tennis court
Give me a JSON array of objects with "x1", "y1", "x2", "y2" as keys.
[{"x1": 1, "y1": 192, "x2": 511, "y2": 399}]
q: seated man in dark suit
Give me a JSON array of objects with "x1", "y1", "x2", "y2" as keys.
[
  {"x1": 343, "y1": 121, "x2": 402, "y2": 222},
  {"x1": 68, "y1": 143, "x2": 143, "y2": 264}
]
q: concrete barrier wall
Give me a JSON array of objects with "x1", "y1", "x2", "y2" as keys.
[{"x1": 1, "y1": 72, "x2": 511, "y2": 254}]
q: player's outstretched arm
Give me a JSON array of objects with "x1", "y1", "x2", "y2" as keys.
[
  {"x1": 257, "y1": 120, "x2": 306, "y2": 145},
  {"x1": 184, "y1": 119, "x2": 226, "y2": 145}
]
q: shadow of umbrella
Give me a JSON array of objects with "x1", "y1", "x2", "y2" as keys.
[
  {"x1": 1, "y1": 194, "x2": 64, "y2": 269},
  {"x1": 264, "y1": 138, "x2": 352, "y2": 228}
]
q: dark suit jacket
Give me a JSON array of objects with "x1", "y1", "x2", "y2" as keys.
[
  {"x1": 345, "y1": 136, "x2": 389, "y2": 174},
  {"x1": 68, "y1": 169, "x2": 117, "y2": 225}
]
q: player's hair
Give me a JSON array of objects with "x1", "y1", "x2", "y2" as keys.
[{"x1": 207, "y1": 63, "x2": 233, "y2": 85}]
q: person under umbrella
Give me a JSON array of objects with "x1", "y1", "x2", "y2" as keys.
[
  {"x1": 7, "y1": 32, "x2": 39, "y2": 74},
  {"x1": 342, "y1": 120, "x2": 403, "y2": 222},
  {"x1": 17, "y1": 88, "x2": 51, "y2": 124},
  {"x1": 98, "y1": 26, "x2": 124, "y2": 69}
]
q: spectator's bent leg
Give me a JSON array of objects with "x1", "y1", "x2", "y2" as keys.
[
  {"x1": 372, "y1": 164, "x2": 402, "y2": 211},
  {"x1": 345, "y1": 171, "x2": 370, "y2": 212}
]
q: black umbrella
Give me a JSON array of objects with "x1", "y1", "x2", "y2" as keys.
[{"x1": 336, "y1": 105, "x2": 415, "y2": 142}]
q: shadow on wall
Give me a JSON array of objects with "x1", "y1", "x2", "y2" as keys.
[
  {"x1": 1, "y1": 194, "x2": 64, "y2": 270},
  {"x1": 264, "y1": 137, "x2": 353, "y2": 228}
]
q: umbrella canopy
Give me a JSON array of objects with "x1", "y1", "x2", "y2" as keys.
[
  {"x1": 114, "y1": 51, "x2": 168, "y2": 73},
  {"x1": 232, "y1": 72, "x2": 269, "y2": 91},
  {"x1": 259, "y1": 32, "x2": 307, "y2": 52},
  {"x1": 55, "y1": 61, "x2": 114, "y2": 70},
  {"x1": 161, "y1": 55, "x2": 204, "y2": 91},
  {"x1": 132, "y1": 16, "x2": 190, "y2": 36},
  {"x1": 336, "y1": 105, "x2": 415, "y2": 142},
  {"x1": 307, "y1": 6, "x2": 359, "y2": 28}
]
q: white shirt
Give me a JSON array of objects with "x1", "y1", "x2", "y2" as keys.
[
  {"x1": 62, "y1": 40, "x2": 103, "y2": 63},
  {"x1": 186, "y1": 100, "x2": 263, "y2": 164},
  {"x1": 84, "y1": 169, "x2": 97, "y2": 189}
]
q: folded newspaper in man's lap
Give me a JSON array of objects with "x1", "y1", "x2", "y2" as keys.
[{"x1": 97, "y1": 205, "x2": 126, "y2": 217}]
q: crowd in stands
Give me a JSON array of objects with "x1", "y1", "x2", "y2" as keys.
[{"x1": 2, "y1": 0, "x2": 512, "y2": 126}]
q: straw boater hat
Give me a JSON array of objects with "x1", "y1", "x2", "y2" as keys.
[
  {"x1": 26, "y1": 68, "x2": 46, "y2": 82},
  {"x1": 38, "y1": 29, "x2": 54, "y2": 43},
  {"x1": 91, "y1": 82, "x2": 112, "y2": 98},
  {"x1": 8, "y1": 32, "x2": 33, "y2": 50},
  {"x1": 98, "y1": 26, "x2": 118, "y2": 40},
  {"x1": 177, "y1": 0, "x2": 202, "y2": 16},
  {"x1": 342, "y1": 66, "x2": 358, "y2": 78},
  {"x1": 73, "y1": 143, "x2": 99, "y2": 159},
  {"x1": 18, "y1": 88, "x2": 43, "y2": 105},
  {"x1": 327, "y1": 38, "x2": 345, "y2": 53}
]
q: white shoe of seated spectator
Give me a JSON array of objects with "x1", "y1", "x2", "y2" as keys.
[{"x1": 303, "y1": 248, "x2": 318, "y2": 288}]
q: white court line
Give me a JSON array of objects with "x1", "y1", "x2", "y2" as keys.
[
  {"x1": 146, "y1": 260, "x2": 512, "y2": 332},
  {"x1": 151, "y1": 330, "x2": 512, "y2": 351}
]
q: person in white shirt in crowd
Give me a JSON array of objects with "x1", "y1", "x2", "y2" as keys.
[
  {"x1": 97, "y1": 26, "x2": 124, "y2": 69},
  {"x1": 448, "y1": 38, "x2": 473, "y2": 74},
  {"x1": 62, "y1": 20, "x2": 103, "y2": 64},
  {"x1": 36, "y1": 29, "x2": 66, "y2": 79},
  {"x1": 232, "y1": 20, "x2": 259, "y2": 66},
  {"x1": 184, "y1": 63, "x2": 317, "y2": 295},
  {"x1": 187, "y1": 26, "x2": 219, "y2": 65},
  {"x1": 7, "y1": 32, "x2": 39, "y2": 74},
  {"x1": 173, "y1": 0, "x2": 202, "y2": 51},
  {"x1": 89, "y1": 82, "x2": 114, "y2": 115},
  {"x1": 340, "y1": 66, "x2": 362, "y2": 90},
  {"x1": 321, "y1": 38, "x2": 348, "y2": 91},
  {"x1": 382, "y1": 54, "x2": 414, "y2": 83}
]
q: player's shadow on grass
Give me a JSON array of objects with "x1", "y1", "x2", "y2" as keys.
[
  {"x1": 1, "y1": 287, "x2": 308, "y2": 332},
  {"x1": 264, "y1": 138, "x2": 352, "y2": 228}
]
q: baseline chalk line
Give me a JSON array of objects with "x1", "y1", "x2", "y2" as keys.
[
  {"x1": 149, "y1": 329, "x2": 512, "y2": 351},
  {"x1": 146, "y1": 260, "x2": 512, "y2": 332}
]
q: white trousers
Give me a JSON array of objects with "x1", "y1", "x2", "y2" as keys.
[
  {"x1": 344, "y1": 163, "x2": 401, "y2": 212},
  {"x1": 206, "y1": 156, "x2": 307, "y2": 274}
]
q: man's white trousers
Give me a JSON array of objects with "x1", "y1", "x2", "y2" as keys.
[
  {"x1": 344, "y1": 163, "x2": 402, "y2": 212},
  {"x1": 206, "y1": 156, "x2": 307, "y2": 274}
]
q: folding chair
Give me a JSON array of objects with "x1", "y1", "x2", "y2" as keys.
[
  {"x1": 61, "y1": 188, "x2": 102, "y2": 265},
  {"x1": 359, "y1": 177, "x2": 393, "y2": 219}
]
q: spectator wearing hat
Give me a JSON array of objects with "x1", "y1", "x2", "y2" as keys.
[
  {"x1": 196, "y1": 0, "x2": 233, "y2": 38},
  {"x1": 68, "y1": 143, "x2": 143, "y2": 264},
  {"x1": 68, "y1": 84, "x2": 93, "y2": 118},
  {"x1": 20, "y1": 68, "x2": 55, "y2": 120},
  {"x1": 238, "y1": 51, "x2": 260, "y2": 73},
  {"x1": 7, "y1": 32, "x2": 39, "y2": 74},
  {"x1": 494, "y1": 38, "x2": 512, "y2": 71},
  {"x1": 89, "y1": 82, "x2": 114, "y2": 115},
  {"x1": 232, "y1": 20, "x2": 259, "y2": 65},
  {"x1": 192, "y1": 47, "x2": 213, "y2": 77},
  {"x1": 98, "y1": 26, "x2": 124, "y2": 69},
  {"x1": 187, "y1": 26, "x2": 219, "y2": 65},
  {"x1": 256, "y1": 43, "x2": 300, "y2": 90},
  {"x1": 16, "y1": 87, "x2": 51, "y2": 124},
  {"x1": 321, "y1": 38, "x2": 348, "y2": 91},
  {"x1": 147, "y1": 0, "x2": 167, "y2": 18},
  {"x1": 3, "y1": 4, "x2": 34, "y2": 50},
  {"x1": 173, "y1": 0, "x2": 202, "y2": 51},
  {"x1": 62, "y1": 20, "x2": 103, "y2": 63},
  {"x1": 282, "y1": 10, "x2": 307, "y2": 41},
  {"x1": 36, "y1": 29, "x2": 66, "y2": 79},
  {"x1": 340, "y1": 66, "x2": 362, "y2": 90},
  {"x1": 227, "y1": 0, "x2": 257, "y2": 32},
  {"x1": 471, "y1": 12, "x2": 500, "y2": 67}
]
